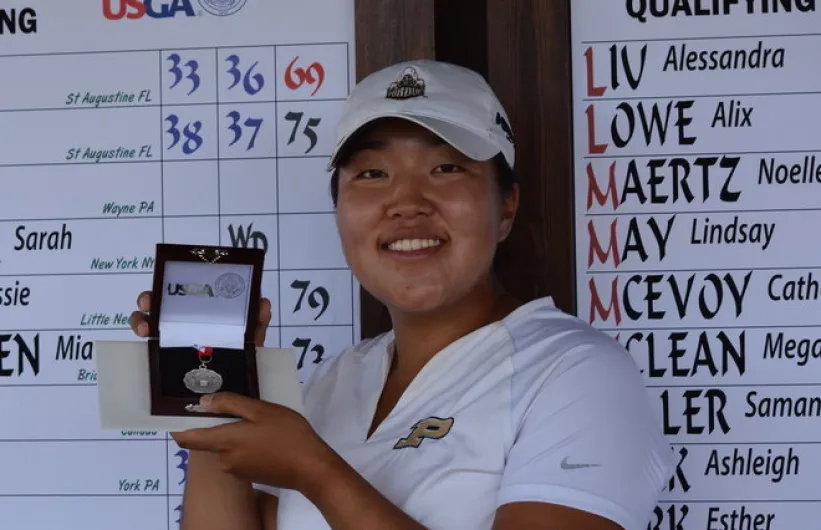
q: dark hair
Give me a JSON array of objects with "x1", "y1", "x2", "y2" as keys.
[{"x1": 328, "y1": 121, "x2": 518, "y2": 208}]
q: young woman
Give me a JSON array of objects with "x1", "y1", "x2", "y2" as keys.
[{"x1": 129, "y1": 59, "x2": 673, "y2": 530}]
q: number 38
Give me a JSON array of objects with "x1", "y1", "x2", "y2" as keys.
[{"x1": 164, "y1": 114, "x2": 204, "y2": 155}]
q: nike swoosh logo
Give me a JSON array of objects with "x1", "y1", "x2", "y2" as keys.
[{"x1": 560, "y1": 457, "x2": 601, "y2": 470}]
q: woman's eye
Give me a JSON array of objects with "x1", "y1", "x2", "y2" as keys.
[
  {"x1": 434, "y1": 164, "x2": 464, "y2": 173},
  {"x1": 357, "y1": 169, "x2": 386, "y2": 179}
]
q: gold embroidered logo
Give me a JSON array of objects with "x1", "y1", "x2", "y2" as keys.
[
  {"x1": 394, "y1": 416, "x2": 454, "y2": 449},
  {"x1": 386, "y1": 67, "x2": 426, "y2": 100}
]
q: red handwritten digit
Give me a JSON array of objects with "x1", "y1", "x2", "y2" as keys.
[{"x1": 284, "y1": 56, "x2": 325, "y2": 97}]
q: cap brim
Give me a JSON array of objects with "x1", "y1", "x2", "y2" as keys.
[{"x1": 328, "y1": 113, "x2": 500, "y2": 170}]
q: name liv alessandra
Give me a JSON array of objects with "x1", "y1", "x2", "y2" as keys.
[{"x1": 663, "y1": 41, "x2": 785, "y2": 72}]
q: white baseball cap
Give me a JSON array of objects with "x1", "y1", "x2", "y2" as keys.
[{"x1": 328, "y1": 59, "x2": 515, "y2": 170}]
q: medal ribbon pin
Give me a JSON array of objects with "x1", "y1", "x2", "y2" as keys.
[{"x1": 183, "y1": 345, "x2": 224, "y2": 394}]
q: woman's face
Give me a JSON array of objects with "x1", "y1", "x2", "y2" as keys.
[{"x1": 335, "y1": 119, "x2": 518, "y2": 314}]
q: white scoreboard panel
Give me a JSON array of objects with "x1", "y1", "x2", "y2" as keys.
[
  {"x1": 0, "y1": 1, "x2": 358, "y2": 529},
  {"x1": 571, "y1": 2, "x2": 821, "y2": 529}
]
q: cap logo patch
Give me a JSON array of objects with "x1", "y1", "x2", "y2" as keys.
[
  {"x1": 495, "y1": 112, "x2": 514, "y2": 145},
  {"x1": 386, "y1": 67, "x2": 426, "y2": 100}
]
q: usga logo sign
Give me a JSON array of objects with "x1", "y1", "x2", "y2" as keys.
[{"x1": 103, "y1": 0, "x2": 248, "y2": 20}]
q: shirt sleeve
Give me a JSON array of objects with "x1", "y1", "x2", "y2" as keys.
[{"x1": 497, "y1": 340, "x2": 675, "y2": 530}]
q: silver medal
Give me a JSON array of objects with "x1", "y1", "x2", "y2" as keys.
[{"x1": 183, "y1": 367, "x2": 223, "y2": 394}]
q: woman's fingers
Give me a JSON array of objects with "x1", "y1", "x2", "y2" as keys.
[
  {"x1": 129, "y1": 291, "x2": 152, "y2": 337},
  {"x1": 137, "y1": 291, "x2": 151, "y2": 312},
  {"x1": 255, "y1": 297, "x2": 273, "y2": 347},
  {"x1": 129, "y1": 311, "x2": 149, "y2": 337}
]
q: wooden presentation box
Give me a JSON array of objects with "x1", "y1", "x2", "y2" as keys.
[{"x1": 146, "y1": 243, "x2": 265, "y2": 418}]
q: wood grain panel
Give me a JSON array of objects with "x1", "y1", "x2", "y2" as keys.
[
  {"x1": 485, "y1": 0, "x2": 576, "y2": 315},
  {"x1": 354, "y1": 0, "x2": 436, "y2": 79},
  {"x1": 434, "y1": 0, "x2": 488, "y2": 78}
]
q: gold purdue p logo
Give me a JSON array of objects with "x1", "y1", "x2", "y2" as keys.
[{"x1": 394, "y1": 417, "x2": 454, "y2": 449}]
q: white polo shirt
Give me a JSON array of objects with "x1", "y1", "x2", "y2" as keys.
[{"x1": 255, "y1": 297, "x2": 674, "y2": 530}]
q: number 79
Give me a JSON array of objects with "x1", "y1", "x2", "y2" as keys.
[{"x1": 290, "y1": 279, "x2": 330, "y2": 320}]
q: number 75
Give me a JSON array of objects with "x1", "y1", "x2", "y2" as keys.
[{"x1": 284, "y1": 111, "x2": 320, "y2": 154}]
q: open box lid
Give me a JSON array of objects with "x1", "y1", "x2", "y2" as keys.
[{"x1": 148, "y1": 244, "x2": 265, "y2": 350}]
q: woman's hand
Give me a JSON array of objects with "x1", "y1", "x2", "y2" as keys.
[
  {"x1": 128, "y1": 290, "x2": 273, "y2": 347},
  {"x1": 170, "y1": 392, "x2": 337, "y2": 496}
]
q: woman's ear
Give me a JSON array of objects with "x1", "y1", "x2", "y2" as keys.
[{"x1": 498, "y1": 183, "x2": 519, "y2": 243}]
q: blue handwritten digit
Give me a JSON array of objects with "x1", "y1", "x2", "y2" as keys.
[
  {"x1": 227, "y1": 111, "x2": 242, "y2": 147},
  {"x1": 166, "y1": 53, "x2": 200, "y2": 95},
  {"x1": 165, "y1": 114, "x2": 181, "y2": 150},
  {"x1": 242, "y1": 60, "x2": 264, "y2": 95},
  {"x1": 184, "y1": 59, "x2": 201, "y2": 95},
  {"x1": 175, "y1": 449, "x2": 189, "y2": 485},
  {"x1": 225, "y1": 54, "x2": 265, "y2": 96},
  {"x1": 167, "y1": 53, "x2": 183, "y2": 89},
  {"x1": 182, "y1": 121, "x2": 203, "y2": 154},
  {"x1": 225, "y1": 54, "x2": 242, "y2": 90},
  {"x1": 226, "y1": 111, "x2": 263, "y2": 150},
  {"x1": 174, "y1": 503, "x2": 183, "y2": 525},
  {"x1": 243, "y1": 117, "x2": 263, "y2": 150},
  {"x1": 165, "y1": 115, "x2": 202, "y2": 154}
]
